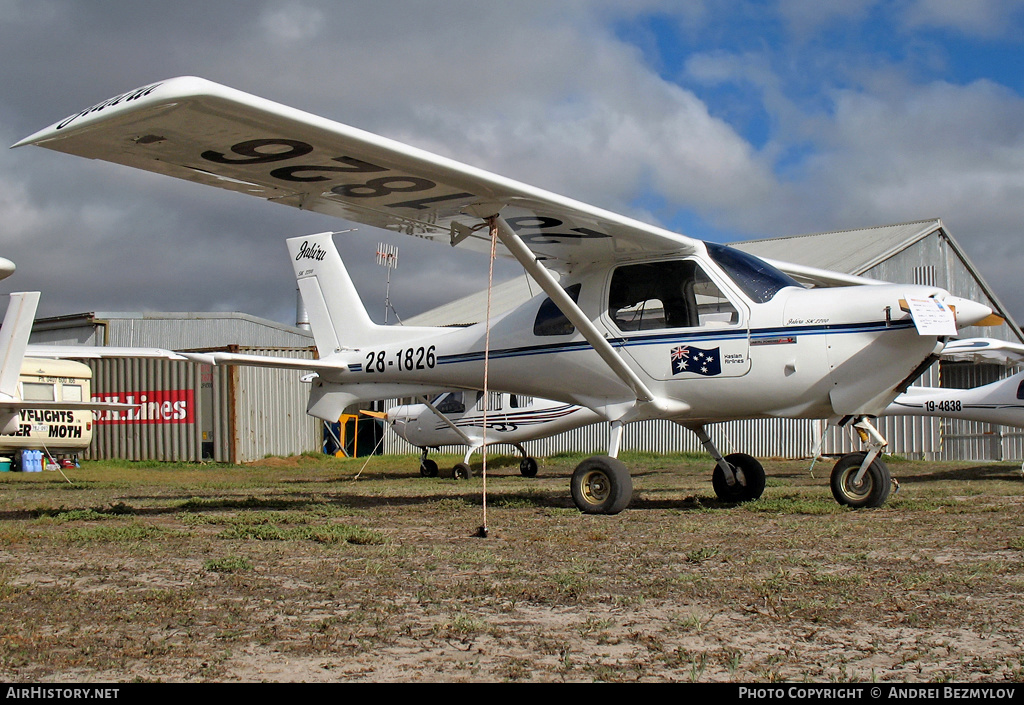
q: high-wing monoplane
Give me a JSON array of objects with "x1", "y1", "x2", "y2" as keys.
[
  {"x1": 14, "y1": 77, "x2": 1004, "y2": 513},
  {"x1": 365, "y1": 391, "x2": 602, "y2": 479}
]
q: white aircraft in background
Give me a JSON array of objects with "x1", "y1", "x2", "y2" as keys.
[
  {"x1": 364, "y1": 391, "x2": 602, "y2": 479},
  {"x1": 883, "y1": 338, "x2": 1024, "y2": 427},
  {"x1": 15, "y1": 76, "x2": 1005, "y2": 513}
]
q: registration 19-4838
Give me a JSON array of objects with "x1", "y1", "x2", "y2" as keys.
[{"x1": 365, "y1": 346, "x2": 436, "y2": 373}]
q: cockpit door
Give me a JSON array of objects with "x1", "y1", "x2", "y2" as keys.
[{"x1": 603, "y1": 258, "x2": 751, "y2": 381}]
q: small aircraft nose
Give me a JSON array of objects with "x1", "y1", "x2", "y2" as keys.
[
  {"x1": 0, "y1": 257, "x2": 15, "y2": 281},
  {"x1": 944, "y1": 296, "x2": 1002, "y2": 328},
  {"x1": 385, "y1": 405, "x2": 417, "y2": 442}
]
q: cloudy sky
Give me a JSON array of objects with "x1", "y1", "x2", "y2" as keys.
[{"x1": 3, "y1": 0, "x2": 1024, "y2": 327}]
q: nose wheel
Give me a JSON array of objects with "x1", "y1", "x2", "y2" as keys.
[
  {"x1": 830, "y1": 452, "x2": 891, "y2": 508},
  {"x1": 830, "y1": 417, "x2": 894, "y2": 508},
  {"x1": 419, "y1": 458, "x2": 439, "y2": 477}
]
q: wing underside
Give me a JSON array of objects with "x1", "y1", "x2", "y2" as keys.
[{"x1": 14, "y1": 77, "x2": 697, "y2": 269}]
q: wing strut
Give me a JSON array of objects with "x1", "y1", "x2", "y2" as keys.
[
  {"x1": 483, "y1": 214, "x2": 688, "y2": 420},
  {"x1": 419, "y1": 395, "x2": 475, "y2": 446},
  {"x1": 487, "y1": 215, "x2": 655, "y2": 404}
]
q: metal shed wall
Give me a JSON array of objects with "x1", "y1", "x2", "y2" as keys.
[
  {"x1": 232, "y1": 348, "x2": 320, "y2": 462},
  {"x1": 87, "y1": 357, "x2": 214, "y2": 462},
  {"x1": 86, "y1": 346, "x2": 318, "y2": 463}
]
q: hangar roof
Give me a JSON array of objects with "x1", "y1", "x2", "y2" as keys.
[
  {"x1": 30, "y1": 310, "x2": 314, "y2": 349},
  {"x1": 730, "y1": 219, "x2": 942, "y2": 276}
]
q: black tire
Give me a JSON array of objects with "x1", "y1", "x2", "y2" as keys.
[
  {"x1": 570, "y1": 456, "x2": 632, "y2": 515},
  {"x1": 830, "y1": 452, "x2": 891, "y2": 508},
  {"x1": 420, "y1": 458, "x2": 439, "y2": 478},
  {"x1": 711, "y1": 453, "x2": 766, "y2": 502},
  {"x1": 452, "y1": 462, "x2": 473, "y2": 480},
  {"x1": 520, "y1": 456, "x2": 539, "y2": 478}
]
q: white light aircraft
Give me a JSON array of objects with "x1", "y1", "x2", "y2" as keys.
[
  {"x1": 883, "y1": 338, "x2": 1024, "y2": 427},
  {"x1": 365, "y1": 391, "x2": 602, "y2": 479},
  {"x1": 14, "y1": 77, "x2": 1004, "y2": 513}
]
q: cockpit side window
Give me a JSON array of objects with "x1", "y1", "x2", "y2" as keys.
[
  {"x1": 1017, "y1": 378, "x2": 1024, "y2": 401},
  {"x1": 609, "y1": 260, "x2": 739, "y2": 332},
  {"x1": 534, "y1": 283, "x2": 582, "y2": 336},
  {"x1": 435, "y1": 392, "x2": 465, "y2": 415},
  {"x1": 705, "y1": 242, "x2": 801, "y2": 303}
]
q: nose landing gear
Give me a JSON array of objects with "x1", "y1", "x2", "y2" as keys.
[{"x1": 830, "y1": 417, "x2": 893, "y2": 508}]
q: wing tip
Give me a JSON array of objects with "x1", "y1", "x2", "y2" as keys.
[{"x1": 11, "y1": 76, "x2": 223, "y2": 150}]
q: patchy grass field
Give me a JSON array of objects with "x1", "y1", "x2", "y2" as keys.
[{"x1": 0, "y1": 451, "x2": 1022, "y2": 683}]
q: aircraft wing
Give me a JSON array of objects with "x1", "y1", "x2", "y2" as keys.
[
  {"x1": 178, "y1": 351, "x2": 336, "y2": 371},
  {"x1": 26, "y1": 345, "x2": 190, "y2": 360},
  {"x1": 939, "y1": 338, "x2": 1024, "y2": 364},
  {"x1": 13, "y1": 77, "x2": 698, "y2": 270},
  {"x1": 0, "y1": 399, "x2": 137, "y2": 412}
]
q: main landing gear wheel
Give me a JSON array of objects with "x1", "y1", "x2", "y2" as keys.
[
  {"x1": 419, "y1": 458, "x2": 439, "y2": 478},
  {"x1": 830, "y1": 452, "x2": 891, "y2": 508},
  {"x1": 452, "y1": 462, "x2": 473, "y2": 480},
  {"x1": 570, "y1": 456, "x2": 633, "y2": 515},
  {"x1": 520, "y1": 456, "x2": 539, "y2": 478},
  {"x1": 711, "y1": 453, "x2": 766, "y2": 503}
]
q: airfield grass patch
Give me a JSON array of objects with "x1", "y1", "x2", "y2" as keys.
[{"x1": 0, "y1": 452, "x2": 1021, "y2": 682}]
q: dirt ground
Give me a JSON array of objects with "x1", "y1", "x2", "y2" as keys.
[{"x1": 0, "y1": 452, "x2": 1022, "y2": 683}]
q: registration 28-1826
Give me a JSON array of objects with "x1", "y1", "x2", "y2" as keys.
[{"x1": 364, "y1": 346, "x2": 436, "y2": 373}]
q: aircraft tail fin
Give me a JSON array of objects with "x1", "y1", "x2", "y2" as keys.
[
  {"x1": 0, "y1": 292, "x2": 40, "y2": 399},
  {"x1": 286, "y1": 232, "x2": 441, "y2": 355}
]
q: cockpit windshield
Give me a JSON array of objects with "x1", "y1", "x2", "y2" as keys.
[{"x1": 705, "y1": 242, "x2": 802, "y2": 304}]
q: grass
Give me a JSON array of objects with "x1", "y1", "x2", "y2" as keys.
[
  {"x1": 0, "y1": 452, "x2": 1021, "y2": 682},
  {"x1": 204, "y1": 556, "x2": 253, "y2": 573}
]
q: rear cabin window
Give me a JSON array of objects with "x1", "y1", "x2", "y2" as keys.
[
  {"x1": 474, "y1": 392, "x2": 503, "y2": 411},
  {"x1": 534, "y1": 284, "x2": 582, "y2": 336},
  {"x1": 609, "y1": 260, "x2": 739, "y2": 331},
  {"x1": 510, "y1": 394, "x2": 533, "y2": 408}
]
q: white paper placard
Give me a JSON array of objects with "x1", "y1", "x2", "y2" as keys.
[{"x1": 905, "y1": 296, "x2": 958, "y2": 336}]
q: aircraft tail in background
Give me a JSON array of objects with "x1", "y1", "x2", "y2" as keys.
[{"x1": 0, "y1": 292, "x2": 40, "y2": 401}]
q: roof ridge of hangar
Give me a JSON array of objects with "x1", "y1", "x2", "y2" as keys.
[{"x1": 732, "y1": 218, "x2": 942, "y2": 247}]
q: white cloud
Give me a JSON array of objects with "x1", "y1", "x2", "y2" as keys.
[
  {"x1": 3, "y1": 2, "x2": 1024, "y2": 325},
  {"x1": 258, "y1": 2, "x2": 324, "y2": 43},
  {"x1": 901, "y1": 0, "x2": 1024, "y2": 38}
]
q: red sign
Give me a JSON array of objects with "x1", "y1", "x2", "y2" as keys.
[{"x1": 91, "y1": 389, "x2": 195, "y2": 424}]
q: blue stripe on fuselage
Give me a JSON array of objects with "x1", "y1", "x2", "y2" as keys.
[{"x1": 436, "y1": 319, "x2": 916, "y2": 366}]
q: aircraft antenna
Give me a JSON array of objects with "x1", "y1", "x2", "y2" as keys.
[{"x1": 375, "y1": 242, "x2": 401, "y2": 324}]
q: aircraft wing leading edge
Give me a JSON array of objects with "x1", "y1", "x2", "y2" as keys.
[{"x1": 14, "y1": 77, "x2": 697, "y2": 270}]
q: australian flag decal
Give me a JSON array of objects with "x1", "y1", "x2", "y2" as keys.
[{"x1": 670, "y1": 345, "x2": 722, "y2": 376}]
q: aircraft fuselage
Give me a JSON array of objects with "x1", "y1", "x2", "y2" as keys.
[{"x1": 310, "y1": 251, "x2": 951, "y2": 426}]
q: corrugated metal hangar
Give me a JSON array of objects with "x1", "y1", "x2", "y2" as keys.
[
  {"x1": 30, "y1": 311, "x2": 319, "y2": 463},
  {"x1": 28, "y1": 218, "x2": 1024, "y2": 463}
]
